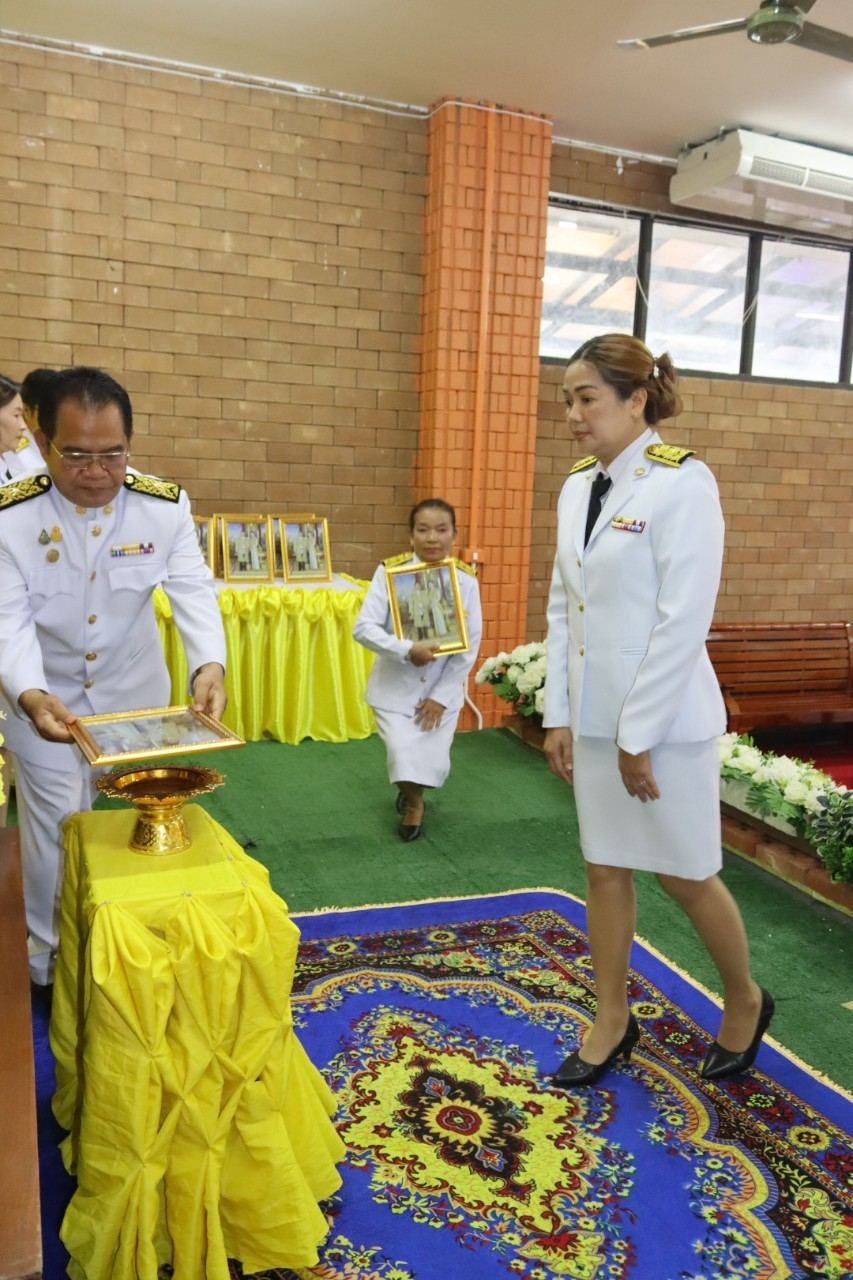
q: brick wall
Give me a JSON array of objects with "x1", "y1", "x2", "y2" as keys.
[
  {"x1": 0, "y1": 42, "x2": 426, "y2": 582},
  {"x1": 1, "y1": 47, "x2": 850, "y2": 631}
]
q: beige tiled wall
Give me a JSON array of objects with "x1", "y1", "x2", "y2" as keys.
[
  {"x1": 1, "y1": 45, "x2": 850, "y2": 623},
  {"x1": 0, "y1": 43, "x2": 426, "y2": 581}
]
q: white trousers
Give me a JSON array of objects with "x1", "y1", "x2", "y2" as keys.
[{"x1": 10, "y1": 751, "x2": 98, "y2": 985}]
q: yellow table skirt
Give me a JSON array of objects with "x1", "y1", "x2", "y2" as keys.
[
  {"x1": 154, "y1": 580, "x2": 376, "y2": 744},
  {"x1": 51, "y1": 806, "x2": 346, "y2": 1280}
]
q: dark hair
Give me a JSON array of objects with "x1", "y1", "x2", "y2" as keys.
[
  {"x1": 0, "y1": 373, "x2": 20, "y2": 411},
  {"x1": 20, "y1": 367, "x2": 56, "y2": 412},
  {"x1": 409, "y1": 498, "x2": 457, "y2": 531},
  {"x1": 38, "y1": 367, "x2": 133, "y2": 441},
  {"x1": 568, "y1": 333, "x2": 682, "y2": 425}
]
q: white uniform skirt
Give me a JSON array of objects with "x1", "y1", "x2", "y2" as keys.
[
  {"x1": 372, "y1": 706, "x2": 461, "y2": 788},
  {"x1": 572, "y1": 736, "x2": 722, "y2": 880}
]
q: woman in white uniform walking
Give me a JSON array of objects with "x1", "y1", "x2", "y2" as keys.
[
  {"x1": 353, "y1": 499, "x2": 482, "y2": 842},
  {"x1": 543, "y1": 333, "x2": 772, "y2": 1087}
]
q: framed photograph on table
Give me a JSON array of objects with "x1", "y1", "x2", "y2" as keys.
[
  {"x1": 280, "y1": 516, "x2": 332, "y2": 584},
  {"x1": 269, "y1": 513, "x2": 315, "y2": 578},
  {"x1": 385, "y1": 557, "x2": 469, "y2": 655},
  {"x1": 192, "y1": 516, "x2": 215, "y2": 573},
  {"x1": 219, "y1": 515, "x2": 274, "y2": 584},
  {"x1": 70, "y1": 706, "x2": 245, "y2": 767}
]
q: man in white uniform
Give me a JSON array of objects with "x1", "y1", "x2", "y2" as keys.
[{"x1": 0, "y1": 367, "x2": 227, "y2": 985}]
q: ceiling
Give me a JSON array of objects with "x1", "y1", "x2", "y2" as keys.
[{"x1": 2, "y1": 0, "x2": 853, "y2": 162}]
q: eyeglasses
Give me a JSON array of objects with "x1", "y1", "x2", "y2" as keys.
[{"x1": 48, "y1": 440, "x2": 130, "y2": 471}]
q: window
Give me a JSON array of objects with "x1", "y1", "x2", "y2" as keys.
[
  {"x1": 542, "y1": 201, "x2": 853, "y2": 385},
  {"x1": 540, "y1": 206, "x2": 640, "y2": 361},
  {"x1": 646, "y1": 223, "x2": 749, "y2": 374},
  {"x1": 752, "y1": 239, "x2": 849, "y2": 382}
]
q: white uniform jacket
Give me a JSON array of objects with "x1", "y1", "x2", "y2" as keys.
[
  {"x1": 353, "y1": 557, "x2": 483, "y2": 715},
  {"x1": 2, "y1": 430, "x2": 44, "y2": 479},
  {"x1": 0, "y1": 468, "x2": 227, "y2": 768},
  {"x1": 543, "y1": 433, "x2": 726, "y2": 755}
]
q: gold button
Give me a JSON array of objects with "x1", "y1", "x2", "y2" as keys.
[
  {"x1": 92, "y1": 526, "x2": 101, "y2": 536},
  {"x1": 578, "y1": 602, "x2": 584, "y2": 612},
  {"x1": 76, "y1": 505, "x2": 87, "y2": 515},
  {"x1": 579, "y1": 646, "x2": 585, "y2": 656},
  {"x1": 634, "y1": 467, "x2": 646, "y2": 476},
  {"x1": 88, "y1": 614, "x2": 97, "y2": 624},
  {"x1": 103, "y1": 504, "x2": 113, "y2": 514},
  {"x1": 84, "y1": 679, "x2": 93, "y2": 689},
  {"x1": 85, "y1": 652, "x2": 97, "y2": 661},
  {"x1": 90, "y1": 571, "x2": 96, "y2": 581},
  {"x1": 46, "y1": 548, "x2": 60, "y2": 562},
  {"x1": 576, "y1": 559, "x2": 581, "y2": 568},
  {"x1": 420, "y1": 675, "x2": 426, "y2": 683}
]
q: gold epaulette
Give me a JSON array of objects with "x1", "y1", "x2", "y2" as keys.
[
  {"x1": 383, "y1": 551, "x2": 413, "y2": 568},
  {"x1": 570, "y1": 455, "x2": 597, "y2": 475},
  {"x1": 645, "y1": 444, "x2": 695, "y2": 468},
  {"x1": 0, "y1": 473, "x2": 51, "y2": 510},
  {"x1": 124, "y1": 473, "x2": 181, "y2": 502},
  {"x1": 455, "y1": 557, "x2": 477, "y2": 577},
  {"x1": 14, "y1": 434, "x2": 30, "y2": 453}
]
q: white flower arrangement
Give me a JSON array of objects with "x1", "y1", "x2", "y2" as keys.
[
  {"x1": 475, "y1": 642, "x2": 547, "y2": 721},
  {"x1": 718, "y1": 732, "x2": 852, "y2": 884}
]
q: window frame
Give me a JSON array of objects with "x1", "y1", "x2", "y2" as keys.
[{"x1": 541, "y1": 197, "x2": 853, "y2": 388}]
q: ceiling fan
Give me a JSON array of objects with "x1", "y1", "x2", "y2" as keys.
[{"x1": 618, "y1": 0, "x2": 853, "y2": 62}]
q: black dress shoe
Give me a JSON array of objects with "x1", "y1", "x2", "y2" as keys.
[
  {"x1": 553, "y1": 1013, "x2": 640, "y2": 1088},
  {"x1": 399, "y1": 821, "x2": 422, "y2": 842},
  {"x1": 701, "y1": 988, "x2": 775, "y2": 1081},
  {"x1": 395, "y1": 790, "x2": 408, "y2": 815}
]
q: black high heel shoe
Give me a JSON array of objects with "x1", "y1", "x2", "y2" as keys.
[
  {"x1": 553, "y1": 1014, "x2": 640, "y2": 1088},
  {"x1": 701, "y1": 988, "x2": 775, "y2": 1081}
]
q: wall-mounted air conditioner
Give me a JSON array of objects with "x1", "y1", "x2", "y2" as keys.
[{"x1": 670, "y1": 129, "x2": 853, "y2": 241}]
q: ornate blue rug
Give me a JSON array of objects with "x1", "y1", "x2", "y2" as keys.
[
  {"x1": 35, "y1": 890, "x2": 852, "y2": 1279},
  {"x1": 275, "y1": 890, "x2": 852, "y2": 1280}
]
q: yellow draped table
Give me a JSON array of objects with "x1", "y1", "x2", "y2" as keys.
[
  {"x1": 50, "y1": 806, "x2": 346, "y2": 1280},
  {"x1": 154, "y1": 579, "x2": 377, "y2": 744}
]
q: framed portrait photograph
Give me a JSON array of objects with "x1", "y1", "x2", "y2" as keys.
[
  {"x1": 70, "y1": 706, "x2": 245, "y2": 767},
  {"x1": 268, "y1": 513, "x2": 315, "y2": 578},
  {"x1": 385, "y1": 557, "x2": 469, "y2": 655},
  {"x1": 280, "y1": 516, "x2": 332, "y2": 584},
  {"x1": 192, "y1": 515, "x2": 215, "y2": 573},
  {"x1": 218, "y1": 514, "x2": 274, "y2": 583}
]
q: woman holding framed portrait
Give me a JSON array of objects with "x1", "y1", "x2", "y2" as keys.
[{"x1": 353, "y1": 499, "x2": 482, "y2": 842}]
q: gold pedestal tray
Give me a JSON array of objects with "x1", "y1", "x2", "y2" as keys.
[{"x1": 97, "y1": 765, "x2": 224, "y2": 854}]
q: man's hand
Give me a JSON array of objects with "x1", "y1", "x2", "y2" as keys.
[
  {"x1": 408, "y1": 642, "x2": 440, "y2": 668},
  {"x1": 544, "y1": 727, "x2": 574, "y2": 784},
  {"x1": 191, "y1": 663, "x2": 227, "y2": 720},
  {"x1": 414, "y1": 697, "x2": 445, "y2": 731},
  {"x1": 17, "y1": 689, "x2": 77, "y2": 743},
  {"x1": 618, "y1": 747, "x2": 660, "y2": 802}
]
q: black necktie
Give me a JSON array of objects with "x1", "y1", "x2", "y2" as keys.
[{"x1": 584, "y1": 473, "x2": 611, "y2": 547}]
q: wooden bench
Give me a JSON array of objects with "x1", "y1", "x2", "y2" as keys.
[
  {"x1": 0, "y1": 827, "x2": 42, "y2": 1280},
  {"x1": 707, "y1": 621, "x2": 853, "y2": 734}
]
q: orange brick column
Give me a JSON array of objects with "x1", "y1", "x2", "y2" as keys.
[{"x1": 418, "y1": 98, "x2": 552, "y2": 728}]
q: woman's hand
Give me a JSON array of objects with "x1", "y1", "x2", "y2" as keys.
[
  {"x1": 618, "y1": 748, "x2": 660, "y2": 802},
  {"x1": 408, "y1": 642, "x2": 440, "y2": 667},
  {"x1": 545, "y1": 727, "x2": 574, "y2": 784},
  {"x1": 414, "y1": 698, "x2": 444, "y2": 731}
]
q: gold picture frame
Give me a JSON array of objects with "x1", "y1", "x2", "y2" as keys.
[
  {"x1": 70, "y1": 706, "x2": 245, "y2": 767},
  {"x1": 192, "y1": 515, "x2": 215, "y2": 573},
  {"x1": 280, "y1": 516, "x2": 332, "y2": 583},
  {"x1": 268, "y1": 513, "x2": 315, "y2": 577},
  {"x1": 385, "y1": 557, "x2": 469, "y2": 655},
  {"x1": 219, "y1": 514, "x2": 274, "y2": 583}
]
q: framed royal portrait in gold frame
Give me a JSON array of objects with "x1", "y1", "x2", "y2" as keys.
[
  {"x1": 385, "y1": 557, "x2": 469, "y2": 655},
  {"x1": 280, "y1": 516, "x2": 332, "y2": 584},
  {"x1": 192, "y1": 516, "x2": 215, "y2": 573},
  {"x1": 218, "y1": 515, "x2": 274, "y2": 583},
  {"x1": 70, "y1": 706, "x2": 245, "y2": 767}
]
